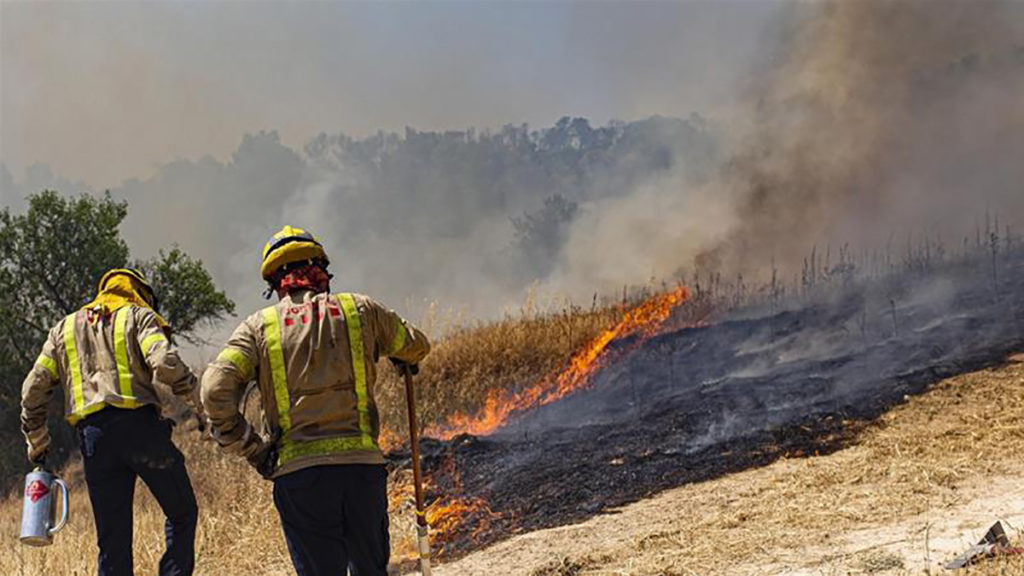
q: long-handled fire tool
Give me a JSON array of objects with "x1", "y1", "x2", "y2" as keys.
[{"x1": 402, "y1": 363, "x2": 432, "y2": 576}]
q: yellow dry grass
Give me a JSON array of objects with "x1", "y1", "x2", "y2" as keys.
[{"x1": 375, "y1": 301, "x2": 625, "y2": 438}]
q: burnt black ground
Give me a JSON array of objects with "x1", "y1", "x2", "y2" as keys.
[{"x1": 387, "y1": 250, "x2": 1024, "y2": 560}]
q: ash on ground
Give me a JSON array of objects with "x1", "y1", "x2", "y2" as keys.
[{"x1": 388, "y1": 249, "x2": 1024, "y2": 560}]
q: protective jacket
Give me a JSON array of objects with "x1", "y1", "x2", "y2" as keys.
[
  {"x1": 201, "y1": 290, "x2": 430, "y2": 478},
  {"x1": 21, "y1": 305, "x2": 198, "y2": 462}
]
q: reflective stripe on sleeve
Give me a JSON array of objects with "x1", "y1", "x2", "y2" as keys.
[
  {"x1": 261, "y1": 306, "x2": 292, "y2": 432},
  {"x1": 113, "y1": 308, "x2": 138, "y2": 408},
  {"x1": 35, "y1": 354, "x2": 58, "y2": 379},
  {"x1": 217, "y1": 347, "x2": 253, "y2": 381},
  {"x1": 140, "y1": 332, "x2": 167, "y2": 356},
  {"x1": 338, "y1": 293, "x2": 376, "y2": 450}
]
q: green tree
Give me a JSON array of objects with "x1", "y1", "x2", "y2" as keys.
[
  {"x1": 137, "y1": 247, "x2": 235, "y2": 345},
  {"x1": 0, "y1": 190, "x2": 234, "y2": 488}
]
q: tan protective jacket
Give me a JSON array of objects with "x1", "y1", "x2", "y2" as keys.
[
  {"x1": 201, "y1": 290, "x2": 430, "y2": 477},
  {"x1": 21, "y1": 306, "x2": 198, "y2": 461}
]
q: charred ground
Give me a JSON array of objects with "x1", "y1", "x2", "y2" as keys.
[{"x1": 388, "y1": 250, "x2": 1024, "y2": 561}]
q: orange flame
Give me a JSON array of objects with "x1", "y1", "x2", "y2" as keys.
[
  {"x1": 377, "y1": 425, "x2": 401, "y2": 453},
  {"x1": 426, "y1": 286, "x2": 691, "y2": 440},
  {"x1": 426, "y1": 495, "x2": 499, "y2": 542}
]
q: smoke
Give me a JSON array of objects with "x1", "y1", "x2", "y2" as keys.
[
  {"x1": 80, "y1": 120, "x2": 721, "y2": 336},
  {"x1": 3, "y1": 0, "x2": 1022, "y2": 347},
  {"x1": 700, "y1": 0, "x2": 1024, "y2": 275},
  {"x1": 0, "y1": 1, "x2": 772, "y2": 187},
  {"x1": 1, "y1": 0, "x2": 780, "y2": 339}
]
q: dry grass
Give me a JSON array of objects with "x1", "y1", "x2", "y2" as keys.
[
  {"x1": 0, "y1": 300, "x2": 628, "y2": 575},
  {"x1": 3, "y1": 295, "x2": 1023, "y2": 575},
  {"x1": 375, "y1": 301, "x2": 625, "y2": 439}
]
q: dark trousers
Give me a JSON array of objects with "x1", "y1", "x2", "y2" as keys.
[
  {"x1": 273, "y1": 464, "x2": 390, "y2": 576},
  {"x1": 79, "y1": 406, "x2": 198, "y2": 576}
]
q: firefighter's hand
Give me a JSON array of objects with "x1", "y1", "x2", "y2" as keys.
[
  {"x1": 184, "y1": 385, "x2": 207, "y2": 433},
  {"x1": 246, "y1": 442, "x2": 278, "y2": 480},
  {"x1": 390, "y1": 359, "x2": 419, "y2": 375},
  {"x1": 191, "y1": 401, "x2": 208, "y2": 433}
]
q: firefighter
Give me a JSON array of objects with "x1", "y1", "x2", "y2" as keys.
[
  {"x1": 21, "y1": 268, "x2": 203, "y2": 576},
  {"x1": 201, "y1": 225, "x2": 430, "y2": 576}
]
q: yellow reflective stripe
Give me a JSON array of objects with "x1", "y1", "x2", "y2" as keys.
[
  {"x1": 35, "y1": 354, "x2": 58, "y2": 379},
  {"x1": 113, "y1": 308, "x2": 137, "y2": 408},
  {"x1": 262, "y1": 306, "x2": 291, "y2": 432},
  {"x1": 63, "y1": 313, "x2": 85, "y2": 415},
  {"x1": 278, "y1": 435, "x2": 376, "y2": 466},
  {"x1": 390, "y1": 321, "x2": 407, "y2": 355},
  {"x1": 217, "y1": 348, "x2": 253, "y2": 381},
  {"x1": 67, "y1": 401, "x2": 107, "y2": 425},
  {"x1": 338, "y1": 293, "x2": 376, "y2": 450},
  {"x1": 140, "y1": 332, "x2": 167, "y2": 356}
]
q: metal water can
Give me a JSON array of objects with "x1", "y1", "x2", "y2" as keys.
[{"x1": 19, "y1": 468, "x2": 69, "y2": 547}]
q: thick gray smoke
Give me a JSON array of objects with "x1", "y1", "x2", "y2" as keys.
[
  {"x1": 2, "y1": 119, "x2": 720, "y2": 339},
  {"x1": 699, "y1": 0, "x2": 1024, "y2": 276},
  {"x1": 3, "y1": 1, "x2": 1022, "y2": 347}
]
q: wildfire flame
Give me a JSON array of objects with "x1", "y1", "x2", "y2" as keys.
[
  {"x1": 426, "y1": 285, "x2": 691, "y2": 440},
  {"x1": 426, "y1": 495, "x2": 499, "y2": 542},
  {"x1": 388, "y1": 286, "x2": 691, "y2": 559},
  {"x1": 377, "y1": 425, "x2": 401, "y2": 453}
]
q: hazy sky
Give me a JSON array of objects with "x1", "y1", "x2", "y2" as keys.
[
  {"x1": 1, "y1": 0, "x2": 781, "y2": 188},
  {"x1": 2, "y1": 0, "x2": 1021, "y2": 351}
]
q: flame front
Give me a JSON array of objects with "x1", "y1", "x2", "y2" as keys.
[
  {"x1": 426, "y1": 285, "x2": 691, "y2": 440},
  {"x1": 426, "y1": 495, "x2": 499, "y2": 542}
]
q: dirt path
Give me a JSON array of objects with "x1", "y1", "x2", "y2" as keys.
[
  {"x1": 769, "y1": 475, "x2": 1024, "y2": 575},
  {"x1": 427, "y1": 358, "x2": 1024, "y2": 576}
]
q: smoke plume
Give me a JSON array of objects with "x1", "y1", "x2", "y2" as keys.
[
  {"x1": 701, "y1": 0, "x2": 1024, "y2": 275},
  {"x1": 3, "y1": 1, "x2": 1022, "y2": 345}
]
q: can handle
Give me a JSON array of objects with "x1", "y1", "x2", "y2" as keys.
[{"x1": 49, "y1": 478, "x2": 69, "y2": 535}]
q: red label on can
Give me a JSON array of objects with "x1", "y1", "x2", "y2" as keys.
[{"x1": 26, "y1": 480, "x2": 49, "y2": 503}]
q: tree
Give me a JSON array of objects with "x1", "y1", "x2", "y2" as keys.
[
  {"x1": 0, "y1": 190, "x2": 234, "y2": 487},
  {"x1": 511, "y1": 195, "x2": 580, "y2": 277},
  {"x1": 137, "y1": 248, "x2": 235, "y2": 345}
]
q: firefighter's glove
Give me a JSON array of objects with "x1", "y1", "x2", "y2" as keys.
[
  {"x1": 247, "y1": 442, "x2": 278, "y2": 480},
  {"x1": 238, "y1": 426, "x2": 277, "y2": 479},
  {"x1": 390, "y1": 359, "x2": 419, "y2": 376},
  {"x1": 185, "y1": 386, "x2": 207, "y2": 433}
]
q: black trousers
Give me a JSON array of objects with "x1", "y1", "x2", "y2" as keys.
[
  {"x1": 273, "y1": 464, "x2": 390, "y2": 576},
  {"x1": 79, "y1": 406, "x2": 198, "y2": 576}
]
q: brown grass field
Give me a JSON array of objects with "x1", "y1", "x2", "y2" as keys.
[{"x1": 2, "y1": 301, "x2": 1022, "y2": 575}]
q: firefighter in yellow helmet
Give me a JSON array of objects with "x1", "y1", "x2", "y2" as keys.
[
  {"x1": 202, "y1": 226, "x2": 430, "y2": 576},
  {"x1": 21, "y1": 268, "x2": 202, "y2": 576}
]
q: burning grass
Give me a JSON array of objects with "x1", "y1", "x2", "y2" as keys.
[
  {"x1": 433, "y1": 356, "x2": 1024, "y2": 576},
  {"x1": 0, "y1": 292, "x2": 642, "y2": 575},
  {"x1": 3, "y1": 242, "x2": 1023, "y2": 574},
  {"x1": 425, "y1": 286, "x2": 692, "y2": 439},
  {"x1": 374, "y1": 294, "x2": 630, "y2": 442}
]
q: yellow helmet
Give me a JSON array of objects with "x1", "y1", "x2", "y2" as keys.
[
  {"x1": 97, "y1": 268, "x2": 158, "y2": 310},
  {"x1": 261, "y1": 225, "x2": 329, "y2": 281}
]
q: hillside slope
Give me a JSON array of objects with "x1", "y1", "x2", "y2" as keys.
[{"x1": 433, "y1": 356, "x2": 1024, "y2": 576}]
